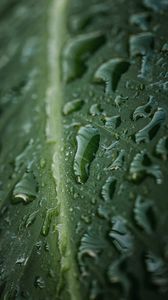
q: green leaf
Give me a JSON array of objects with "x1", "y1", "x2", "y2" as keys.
[{"x1": 0, "y1": 0, "x2": 168, "y2": 299}]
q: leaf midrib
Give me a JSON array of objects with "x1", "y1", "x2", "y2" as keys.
[{"x1": 46, "y1": 0, "x2": 81, "y2": 299}]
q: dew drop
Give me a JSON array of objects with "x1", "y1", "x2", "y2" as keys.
[
  {"x1": 40, "y1": 158, "x2": 46, "y2": 169},
  {"x1": 89, "y1": 103, "x2": 103, "y2": 116},
  {"x1": 25, "y1": 210, "x2": 39, "y2": 228},
  {"x1": 102, "y1": 141, "x2": 119, "y2": 158},
  {"x1": 97, "y1": 205, "x2": 109, "y2": 219},
  {"x1": 133, "y1": 96, "x2": 157, "y2": 121},
  {"x1": 70, "y1": 3, "x2": 110, "y2": 32},
  {"x1": 155, "y1": 136, "x2": 168, "y2": 160},
  {"x1": 78, "y1": 229, "x2": 106, "y2": 276},
  {"x1": 89, "y1": 279, "x2": 100, "y2": 300},
  {"x1": 106, "y1": 150, "x2": 125, "y2": 170},
  {"x1": 12, "y1": 172, "x2": 38, "y2": 204},
  {"x1": 73, "y1": 125, "x2": 100, "y2": 183},
  {"x1": 42, "y1": 207, "x2": 59, "y2": 236},
  {"x1": 135, "y1": 108, "x2": 166, "y2": 143},
  {"x1": 34, "y1": 276, "x2": 45, "y2": 289},
  {"x1": 134, "y1": 195, "x2": 156, "y2": 234},
  {"x1": 94, "y1": 58, "x2": 130, "y2": 93},
  {"x1": 162, "y1": 42, "x2": 168, "y2": 52},
  {"x1": 130, "y1": 32, "x2": 154, "y2": 57},
  {"x1": 62, "y1": 99, "x2": 84, "y2": 115},
  {"x1": 62, "y1": 31, "x2": 105, "y2": 82},
  {"x1": 109, "y1": 216, "x2": 134, "y2": 253},
  {"x1": 114, "y1": 95, "x2": 128, "y2": 107},
  {"x1": 143, "y1": 0, "x2": 168, "y2": 12},
  {"x1": 16, "y1": 256, "x2": 28, "y2": 265},
  {"x1": 129, "y1": 150, "x2": 162, "y2": 184},
  {"x1": 145, "y1": 252, "x2": 168, "y2": 292},
  {"x1": 108, "y1": 256, "x2": 130, "y2": 296},
  {"x1": 105, "y1": 115, "x2": 121, "y2": 129},
  {"x1": 129, "y1": 32, "x2": 154, "y2": 80},
  {"x1": 130, "y1": 12, "x2": 151, "y2": 31},
  {"x1": 101, "y1": 176, "x2": 116, "y2": 201}
]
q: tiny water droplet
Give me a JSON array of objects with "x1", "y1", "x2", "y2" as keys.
[
  {"x1": 34, "y1": 276, "x2": 45, "y2": 289},
  {"x1": 40, "y1": 158, "x2": 46, "y2": 169}
]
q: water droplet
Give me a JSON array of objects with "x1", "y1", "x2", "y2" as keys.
[
  {"x1": 162, "y1": 42, "x2": 168, "y2": 52},
  {"x1": 74, "y1": 125, "x2": 100, "y2": 183},
  {"x1": 114, "y1": 95, "x2": 128, "y2": 107},
  {"x1": 143, "y1": 0, "x2": 168, "y2": 12},
  {"x1": 108, "y1": 256, "x2": 130, "y2": 296},
  {"x1": 89, "y1": 279, "x2": 101, "y2": 300},
  {"x1": 105, "y1": 115, "x2": 121, "y2": 129},
  {"x1": 130, "y1": 32, "x2": 154, "y2": 57},
  {"x1": 106, "y1": 150, "x2": 125, "y2": 170},
  {"x1": 97, "y1": 205, "x2": 109, "y2": 219},
  {"x1": 25, "y1": 210, "x2": 39, "y2": 228},
  {"x1": 70, "y1": 3, "x2": 110, "y2": 32},
  {"x1": 145, "y1": 252, "x2": 168, "y2": 292},
  {"x1": 81, "y1": 215, "x2": 91, "y2": 224},
  {"x1": 109, "y1": 216, "x2": 134, "y2": 253},
  {"x1": 12, "y1": 172, "x2": 38, "y2": 204},
  {"x1": 94, "y1": 58, "x2": 130, "y2": 93},
  {"x1": 133, "y1": 96, "x2": 157, "y2": 120},
  {"x1": 134, "y1": 195, "x2": 156, "y2": 234},
  {"x1": 135, "y1": 108, "x2": 166, "y2": 143},
  {"x1": 35, "y1": 241, "x2": 42, "y2": 255},
  {"x1": 34, "y1": 276, "x2": 45, "y2": 289},
  {"x1": 89, "y1": 103, "x2": 103, "y2": 116},
  {"x1": 40, "y1": 158, "x2": 46, "y2": 169},
  {"x1": 42, "y1": 207, "x2": 59, "y2": 236},
  {"x1": 62, "y1": 31, "x2": 105, "y2": 82},
  {"x1": 16, "y1": 256, "x2": 28, "y2": 265},
  {"x1": 78, "y1": 229, "x2": 106, "y2": 265},
  {"x1": 102, "y1": 141, "x2": 119, "y2": 157},
  {"x1": 125, "y1": 80, "x2": 145, "y2": 91},
  {"x1": 148, "y1": 80, "x2": 168, "y2": 93},
  {"x1": 129, "y1": 150, "x2": 162, "y2": 184},
  {"x1": 129, "y1": 32, "x2": 154, "y2": 80},
  {"x1": 62, "y1": 99, "x2": 84, "y2": 115},
  {"x1": 155, "y1": 136, "x2": 168, "y2": 160},
  {"x1": 101, "y1": 176, "x2": 116, "y2": 201},
  {"x1": 14, "y1": 140, "x2": 34, "y2": 172},
  {"x1": 130, "y1": 12, "x2": 151, "y2": 31}
]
